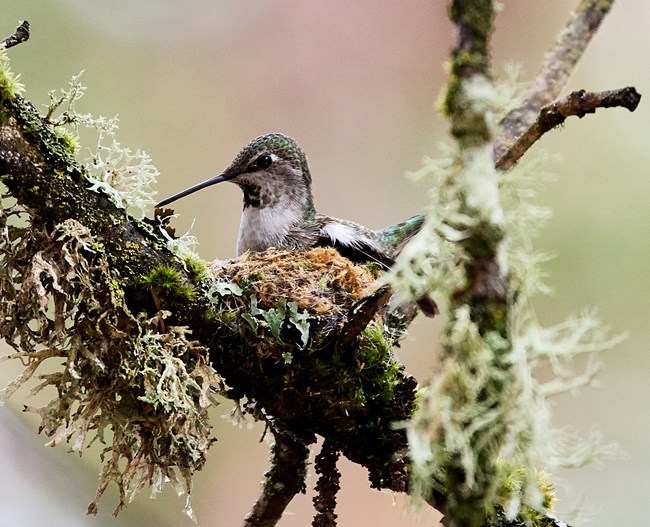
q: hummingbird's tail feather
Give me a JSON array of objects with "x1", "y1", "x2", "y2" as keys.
[{"x1": 379, "y1": 214, "x2": 425, "y2": 255}]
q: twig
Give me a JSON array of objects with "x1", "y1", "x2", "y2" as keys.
[
  {"x1": 337, "y1": 286, "x2": 392, "y2": 348},
  {"x1": 0, "y1": 21, "x2": 30, "y2": 51},
  {"x1": 312, "y1": 439, "x2": 341, "y2": 527},
  {"x1": 496, "y1": 87, "x2": 641, "y2": 171},
  {"x1": 243, "y1": 428, "x2": 309, "y2": 527},
  {"x1": 494, "y1": 0, "x2": 615, "y2": 164}
]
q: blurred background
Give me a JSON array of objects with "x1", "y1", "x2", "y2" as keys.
[{"x1": 0, "y1": 1, "x2": 648, "y2": 526}]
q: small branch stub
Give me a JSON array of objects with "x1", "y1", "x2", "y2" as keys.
[
  {"x1": 0, "y1": 21, "x2": 30, "y2": 50},
  {"x1": 496, "y1": 87, "x2": 642, "y2": 171}
]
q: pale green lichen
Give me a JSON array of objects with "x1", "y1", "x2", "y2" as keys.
[
  {"x1": 44, "y1": 72, "x2": 159, "y2": 219},
  {"x1": 0, "y1": 205, "x2": 222, "y2": 519},
  {"x1": 159, "y1": 220, "x2": 201, "y2": 261},
  {"x1": 395, "y1": 144, "x2": 622, "y2": 521},
  {"x1": 389, "y1": 60, "x2": 621, "y2": 522}
]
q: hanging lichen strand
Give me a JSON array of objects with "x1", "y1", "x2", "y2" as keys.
[
  {"x1": 390, "y1": 2, "x2": 623, "y2": 526},
  {"x1": 428, "y1": 3, "x2": 514, "y2": 525},
  {"x1": 0, "y1": 205, "x2": 220, "y2": 518}
]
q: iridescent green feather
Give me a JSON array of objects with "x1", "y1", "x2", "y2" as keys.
[{"x1": 379, "y1": 214, "x2": 425, "y2": 251}]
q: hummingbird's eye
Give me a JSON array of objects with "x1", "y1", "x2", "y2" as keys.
[{"x1": 254, "y1": 154, "x2": 273, "y2": 170}]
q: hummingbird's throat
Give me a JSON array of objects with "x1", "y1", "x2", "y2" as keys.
[
  {"x1": 240, "y1": 182, "x2": 283, "y2": 209},
  {"x1": 241, "y1": 183, "x2": 263, "y2": 209}
]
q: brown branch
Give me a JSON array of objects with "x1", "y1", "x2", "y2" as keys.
[
  {"x1": 243, "y1": 428, "x2": 309, "y2": 527},
  {"x1": 336, "y1": 286, "x2": 392, "y2": 348},
  {"x1": 0, "y1": 21, "x2": 30, "y2": 50},
  {"x1": 0, "y1": 78, "x2": 574, "y2": 527},
  {"x1": 496, "y1": 87, "x2": 641, "y2": 171},
  {"x1": 312, "y1": 439, "x2": 341, "y2": 527},
  {"x1": 494, "y1": 0, "x2": 615, "y2": 164}
]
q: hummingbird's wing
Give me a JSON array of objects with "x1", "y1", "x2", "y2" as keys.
[
  {"x1": 315, "y1": 215, "x2": 438, "y2": 318},
  {"x1": 283, "y1": 223, "x2": 321, "y2": 251},
  {"x1": 315, "y1": 219, "x2": 395, "y2": 269}
]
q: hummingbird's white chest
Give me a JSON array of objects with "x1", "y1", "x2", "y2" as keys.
[{"x1": 236, "y1": 203, "x2": 303, "y2": 255}]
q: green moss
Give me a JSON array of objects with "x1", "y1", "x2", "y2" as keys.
[
  {"x1": 0, "y1": 51, "x2": 24, "y2": 99},
  {"x1": 52, "y1": 126, "x2": 79, "y2": 153},
  {"x1": 442, "y1": 1, "x2": 494, "y2": 146},
  {"x1": 492, "y1": 465, "x2": 557, "y2": 526},
  {"x1": 183, "y1": 255, "x2": 209, "y2": 283},
  {"x1": 448, "y1": 0, "x2": 494, "y2": 42},
  {"x1": 139, "y1": 265, "x2": 195, "y2": 302},
  {"x1": 0, "y1": 104, "x2": 10, "y2": 124},
  {"x1": 459, "y1": 220, "x2": 505, "y2": 259},
  {"x1": 111, "y1": 241, "x2": 146, "y2": 281},
  {"x1": 354, "y1": 323, "x2": 403, "y2": 405},
  {"x1": 577, "y1": 0, "x2": 613, "y2": 17},
  {"x1": 216, "y1": 310, "x2": 238, "y2": 324}
]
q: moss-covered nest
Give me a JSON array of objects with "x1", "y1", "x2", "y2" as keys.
[
  {"x1": 201, "y1": 247, "x2": 416, "y2": 490},
  {"x1": 210, "y1": 246, "x2": 381, "y2": 316}
]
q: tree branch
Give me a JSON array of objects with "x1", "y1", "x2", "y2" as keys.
[
  {"x1": 432, "y1": 2, "x2": 516, "y2": 525},
  {"x1": 495, "y1": 0, "x2": 615, "y2": 166},
  {"x1": 496, "y1": 87, "x2": 641, "y2": 171},
  {"x1": 0, "y1": 3, "x2": 638, "y2": 524},
  {"x1": 336, "y1": 286, "x2": 392, "y2": 348},
  {"x1": 0, "y1": 85, "x2": 417, "y2": 519},
  {"x1": 0, "y1": 21, "x2": 29, "y2": 50},
  {"x1": 243, "y1": 428, "x2": 309, "y2": 527}
]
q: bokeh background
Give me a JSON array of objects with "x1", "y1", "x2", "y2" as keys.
[{"x1": 1, "y1": 1, "x2": 648, "y2": 526}]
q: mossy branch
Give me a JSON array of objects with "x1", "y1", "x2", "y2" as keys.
[
  {"x1": 392, "y1": 1, "x2": 636, "y2": 527},
  {"x1": 424, "y1": 2, "x2": 514, "y2": 526},
  {"x1": 0, "y1": 21, "x2": 29, "y2": 51},
  {"x1": 0, "y1": 69, "x2": 417, "y2": 518}
]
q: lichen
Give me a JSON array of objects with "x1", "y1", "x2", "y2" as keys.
[
  {"x1": 0, "y1": 205, "x2": 222, "y2": 518},
  {"x1": 396, "y1": 146, "x2": 622, "y2": 523},
  {"x1": 44, "y1": 72, "x2": 159, "y2": 219},
  {"x1": 386, "y1": 19, "x2": 623, "y2": 517}
]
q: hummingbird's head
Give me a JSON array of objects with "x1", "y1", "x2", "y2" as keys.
[{"x1": 157, "y1": 133, "x2": 314, "y2": 213}]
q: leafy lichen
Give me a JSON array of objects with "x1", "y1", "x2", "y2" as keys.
[{"x1": 0, "y1": 205, "x2": 222, "y2": 518}]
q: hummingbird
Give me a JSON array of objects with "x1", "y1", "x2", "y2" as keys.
[{"x1": 157, "y1": 133, "x2": 436, "y2": 315}]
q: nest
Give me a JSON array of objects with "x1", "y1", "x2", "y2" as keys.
[{"x1": 210, "y1": 247, "x2": 382, "y2": 316}]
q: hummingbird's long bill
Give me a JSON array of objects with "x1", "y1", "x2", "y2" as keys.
[{"x1": 156, "y1": 173, "x2": 229, "y2": 207}]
